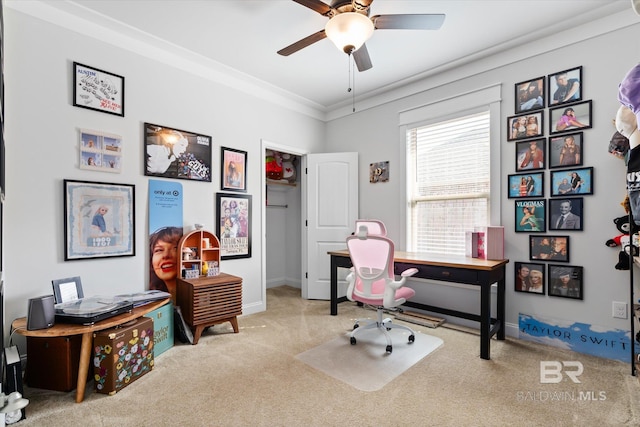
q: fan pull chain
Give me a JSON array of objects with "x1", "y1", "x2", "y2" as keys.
[{"x1": 346, "y1": 54, "x2": 356, "y2": 113}]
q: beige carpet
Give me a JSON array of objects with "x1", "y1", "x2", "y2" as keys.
[{"x1": 296, "y1": 330, "x2": 443, "y2": 391}]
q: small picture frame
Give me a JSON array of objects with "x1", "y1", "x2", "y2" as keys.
[
  {"x1": 515, "y1": 138, "x2": 546, "y2": 171},
  {"x1": 550, "y1": 167, "x2": 593, "y2": 197},
  {"x1": 73, "y1": 62, "x2": 124, "y2": 117},
  {"x1": 549, "y1": 100, "x2": 592, "y2": 135},
  {"x1": 507, "y1": 111, "x2": 544, "y2": 141},
  {"x1": 515, "y1": 199, "x2": 546, "y2": 233},
  {"x1": 507, "y1": 172, "x2": 544, "y2": 199},
  {"x1": 548, "y1": 132, "x2": 583, "y2": 169},
  {"x1": 548, "y1": 264, "x2": 583, "y2": 300},
  {"x1": 51, "y1": 276, "x2": 84, "y2": 304},
  {"x1": 529, "y1": 235, "x2": 569, "y2": 262},
  {"x1": 80, "y1": 129, "x2": 122, "y2": 173},
  {"x1": 515, "y1": 262, "x2": 545, "y2": 294},
  {"x1": 515, "y1": 76, "x2": 545, "y2": 113},
  {"x1": 216, "y1": 193, "x2": 252, "y2": 260},
  {"x1": 221, "y1": 147, "x2": 247, "y2": 192},
  {"x1": 548, "y1": 66, "x2": 582, "y2": 107},
  {"x1": 548, "y1": 198, "x2": 583, "y2": 231}
]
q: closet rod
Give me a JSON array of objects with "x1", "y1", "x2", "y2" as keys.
[{"x1": 266, "y1": 204, "x2": 288, "y2": 208}]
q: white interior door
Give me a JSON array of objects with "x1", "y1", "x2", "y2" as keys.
[{"x1": 302, "y1": 152, "x2": 358, "y2": 300}]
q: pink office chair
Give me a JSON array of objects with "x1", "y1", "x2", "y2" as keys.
[
  {"x1": 346, "y1": 225, "x2": 418, "y2": 353},
  {"x1": 354, "y1": 219, "x2": 387, "y2": 236}
]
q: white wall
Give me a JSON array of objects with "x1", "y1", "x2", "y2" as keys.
[
  {"x1": 2, "y1": 8, "x2": 325, "y2": 338},
  {"x1": 326, "y1": 16, "x2": 640, "y2": 334}
]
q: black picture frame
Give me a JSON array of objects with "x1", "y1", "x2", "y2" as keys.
[
  {"x1": 507, "y1": 172, "x2": 544, "y2": 199},
  {"x1": 548, "y1": 264, "x2": 583, "y2": 300},
  {"x1": 515, "y1": 199, "x2": 546, "y2": 233},
  {"x1": 529, "y1": 235, "x2": 570, "y2": 262},
  {"x1": 216, "y1": 193, "x2": 252, "y2": 260},
  {"x1": 515, "y1": 138, "x2": 546, "y2": 171},
  {"x1": 549, "y1": 100, "x2": 592, "y2": 135},
  {"x1": 550, "y1": 167, "x2": 593, "y2": 197},
  {"x1": 548, "y1": 132, "x2": 583, "y2": 169},
  {"x1": 507, "y1": 111, "x2": 544, "y2": 141},
  {"x1": 515, "y1": 76, "x2": 545, "y2": 113},
  {"x1": 221, "y1": 147, "x2": 247, "y2": 193},
  {"x1": 548, "y1": 66, "x2": 582, "y2": 107},
  {"x1": 51, "y1": 276, "x2": 84, "y2": 304},
  {"x1": 515, "y1": 261, "x2": 546, "y2": 294},
  {"x1": 72, "y1": 62, "x2": 124, "y2": 117},
  {"x1": 548, "y1": 198, "x2": 583, "y2": 231}
]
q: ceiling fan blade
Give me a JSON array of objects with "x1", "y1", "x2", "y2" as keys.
[
  {"x1": 277, "y1": 30, "x2": 327, "y2": 56},
  {"x1": 372, "y1": 14, "x2": 445, "y2": 30},
  {"x1": 353, "y1": 43, "x2": 372, "y2": 72},
  {"x1": 292, "y1": 0, "x2": 333, "y2": 16}
]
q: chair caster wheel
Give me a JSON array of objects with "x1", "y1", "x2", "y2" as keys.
[
  {"x1": 386, "y1": 345, "x2": 393, "y2": 354},
  {"x1": 408, "y1": 334, "x2": 415, "y2": 343},
  {"x1": 350, "y1": 337, "x2": 357, "y2": 345}
]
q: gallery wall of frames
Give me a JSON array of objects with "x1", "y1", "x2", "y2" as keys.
[{"x1": 508, "y1": 66, "x2": 591, "y2": 301}]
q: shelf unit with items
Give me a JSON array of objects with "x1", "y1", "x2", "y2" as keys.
[{"x1": 178, "y1": 229, "x2": 221, "y2": 280}]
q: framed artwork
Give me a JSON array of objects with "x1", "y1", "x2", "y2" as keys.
[
  {"x1": 548, "y1": 132, "x2": 583, "y2": 169},
  {"x1": 79, "y1": 129, "x2": 122, "y2": 173},
  {"x1": 515, "y1": 199, "x2": 546, "y2": 233},
  {"x1": 370, "y1": 161, "x2": 389, "y2": 183},
  {"x1": 550, "y1": 167, "x2": 593, "y2": 197},
  {"x1": 221, "y1": 147, "x2": 247, "y2": 192},
  {"x1": 549, "y1": 100, "x2": 592, "y2": 135},
  {"x1": 548, "y1": 264, "x2": 583, "y2": 300},
  {"x1": 548, "y1": 66, "x2": 582, "y2": 107},
  {"x1": 507, "y1": 172, "x2": 544, "y2": 199},
  {"x1": 515, "y1": 138, "x2": 546, "y2": 171},
  {"x1": 51, "y1": 276, "x2": 84, "y2": 304},
  {"x1": 515, "y1": 76, "x2": 545, "y2": 113},
  {"x1": 144, "y1": 123, "x2": 212, "y2": 182},
  {"x1": 548, "y1": 198, "x2": 583, "y2": 231},
  {"x1": 64, "y1": 179, "x2": 135, "y2": 260},
  {"x1": 507, "y1": 111, "x2": 544, "y2": 141},
  {"x1": 515, "y1": 262, "x2": 545, "y2": 294},
  {"x1": 216, "y1": 193, "x2": 252, "y2": 260},
  {"x1": 72, "y1": 62, "x2": 124, "y2": 117},
  {"x1": 529, "y1": 235, "x2": 569, "y2": 262}
]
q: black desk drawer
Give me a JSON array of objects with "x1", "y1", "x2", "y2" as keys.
[{"x1": 395, "y1": 262, "x2": 480, "y2": 284}]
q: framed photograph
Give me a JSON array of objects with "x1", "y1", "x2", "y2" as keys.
[
  {"x1": 548, "y1": 264, "x2": 583, "y2": 300},
  {"x1": 550, "y1": 167, "x2": 593, "y2": 197},
  {"x1": 507, "y1": 111, "x2": 544, "y2": 141},
  {"x1": 548, "y1": 198, "x2": 583, "y2": 231},
  {"x1": 515, "y1": 199, "x2": 546, "y2": 233},
  {"x1": 549, "y1": 100, "x2": 592, "y2": 135},
  {"x1": 507, "y1": 172, "x2": 544, "y2": 198},
  {"x1": 64, "y1": 179, "x2": 135, "y2": 260},
  {"x1": 548, "y1": 66, "x2": 582, "y2": 107},
  {"x1": 79, "y1": 129, "x2": 122, "y2": 173},
  {"x1": 529, "y1": 235, "x2": 569, "y2": 262},
  {"x1": 221, "y1": 147, "x2": 247, "y2": 192},
  {"x1": 515, "y1": 262, "x2": 545, "y2": 294},
  {"x1": 51, "y1": 276, "x2": 84, "y2": 304},
  {"x1": 144, "y1": 123, "x2": 212, "y2": 182},
  {"x1": 216, "y1": 193, "x2": 252, "y2": 260},
  {"x1": 515, "y1": 138, "x2": 545, "y2": 171},
  {"x1": 73, "y1": 62, "x2": 124, "y2": 117},
  {"x1": 515, "y1": 76, "x2": 545, "y2": 113},
  {"x1": 548, "y1": 132, "x2": 583, "y2": 169}
]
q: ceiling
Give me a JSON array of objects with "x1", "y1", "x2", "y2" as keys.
[{"x1": 13, "y1": 1, "x2": 633, "y2": 113}]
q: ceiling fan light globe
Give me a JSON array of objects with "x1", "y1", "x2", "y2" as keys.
[{"x1": 325, "y1": 12, "x2": 374, "y2": 54}]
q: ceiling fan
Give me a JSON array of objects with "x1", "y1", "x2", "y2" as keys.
[{"x1": 277, "y1": 0, "x2": 445, "y2": 72}]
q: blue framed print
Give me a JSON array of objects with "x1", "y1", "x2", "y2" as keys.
[{"x1": 508, "y1": 172, "x2": 544, "y2": 199}]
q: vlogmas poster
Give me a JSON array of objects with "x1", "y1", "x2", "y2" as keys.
[
  {"x1": 144, "y1": 123, "x2": 212, "y2": 182},
  {"x1": 148, "y1": 180, "x2": 183, "y2": 299}
]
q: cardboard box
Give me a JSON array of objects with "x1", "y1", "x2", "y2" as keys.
[
  {"x1": 93, "y1": 317, "x2": 154, "y2": 395},
  {"x1": 147, "y1": 301, "x2": 174, "y2": 357}
]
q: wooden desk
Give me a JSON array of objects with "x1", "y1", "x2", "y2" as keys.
[
  {"x1": 328, "y1": 250, "x2": 508, "y2": 360},
  {"x1": 12, "y1": 298, "x2": 170, "y2": 403}
]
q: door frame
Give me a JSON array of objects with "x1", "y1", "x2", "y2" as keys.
[{"x1": 260, "y1": 139, "x2": 308, "y2": 306}]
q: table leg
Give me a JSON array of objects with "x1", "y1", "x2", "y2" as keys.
[
  {"x1": 330, "y1": 255, "x2": 338, "y2": 316},
  {"x1": 75, "y1": 332, "x2": 92, "y2": 403},
  {"x1": 496, "y1": 273, "x2": 506, "y2": 341},
  {"x1": 480, "y1": 282, "x2": 490, "y2": 360}
]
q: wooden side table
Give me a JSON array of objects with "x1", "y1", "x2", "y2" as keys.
[{"x1": 176, "y1": 273, "x2": 242, "y2": 344}]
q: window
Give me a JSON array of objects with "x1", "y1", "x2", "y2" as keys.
[{"x1": 406, "y1": 111, "x2": 490, "y2": 255}]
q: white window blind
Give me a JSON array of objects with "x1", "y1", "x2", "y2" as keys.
[{"x1": 407, "y1": 111, "x2": 490, "y2": 255}]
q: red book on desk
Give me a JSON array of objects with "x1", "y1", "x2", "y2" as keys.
[{"x1": 476, "y1": 226, "x2": 504, "y2": 260}]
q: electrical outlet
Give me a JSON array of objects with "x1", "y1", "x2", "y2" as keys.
[{"x1": 613, "y1": 301, "x2": 628, "y2": 319}]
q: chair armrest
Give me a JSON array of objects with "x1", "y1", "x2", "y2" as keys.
[{"x1": 401, "y1": 268, "x2": 419, "y2": 277}]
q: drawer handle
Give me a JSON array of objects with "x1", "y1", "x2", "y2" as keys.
[{"x1": 441, "y1": 271, "x2": 451, "y2": 277}]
